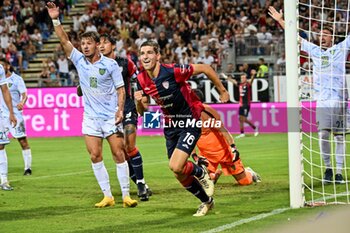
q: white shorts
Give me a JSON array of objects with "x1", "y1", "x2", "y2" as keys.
[
  {"x1": 316, "y1": 100, "x2": 350, "y2": 134},
  {"x1": 3, "y1": 112, "x2": 26, "y2": 138},
  {"x1": 0, "y1": 114, "x2": 10, "y2": 145},
  {"x1": 82, "y1": 116, "x2": 123, "y2": 138}
]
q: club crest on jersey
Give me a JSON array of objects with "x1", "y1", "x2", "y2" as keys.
[
  {"x1": 7, "y1": 83, "x2": 12, "y2": 88},
  {"x1": 99, "y1": 68, "x2": 106, "y2": 75},
  {"x1": 162, "y1": 81, "x2": 169, "y2": 89}
]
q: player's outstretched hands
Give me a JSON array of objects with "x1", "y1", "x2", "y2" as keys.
[
  {"x1": 134, "y1": 90, "x2": 143, "y2": 102},
  {"x1": 220, "y1": 90, "x2": 230, "y2": 103},
  {"x1": 268, "y1": 6, "x2": 283, "y2": 22},
  {"x1": 46, "y1": 2, "x2": 60, "y2": 19}
]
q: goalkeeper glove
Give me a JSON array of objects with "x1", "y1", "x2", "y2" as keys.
[
  {"x1": 191, "y1": 153, "x2": 209, "y2": 167},
  {"x1": 231, "y1": 144, "x2": 240, "y2": 162}
]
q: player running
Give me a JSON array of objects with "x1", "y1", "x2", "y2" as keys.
[
  {"x1": 191, "y1": 89, "x2": 261, "y2": 185},
  {"x1": 0, "y1": 62, "x2": 17, "y2": 190},
  {"x1": 98, "y1": 34, "x2": 151, "y2": 201},
  {"x1": 0, "y1": 59, "x2": 32, "y2": 176},
  {"x1": 134, "y1": 40, "x2": 229, "y2": 216},
  {"x1": 269, "y1": 6, "x2": 350, "y2": 184},
  {"x1": 223, "y1": 70, "x2": 258, "y2": 138},
  {"x1": 47, "y1": 2, "x2": 137, "y2": 207}
]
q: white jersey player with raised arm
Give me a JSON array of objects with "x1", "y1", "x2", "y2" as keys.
[
  {"x1": 301, "y1": 35, "x2": 350, "y2": 183},
  {"x1": 0, "y1": 72, "x2": 27, "y2": 138},
  {"x1": 69, "y1": 47, "x2": 124, "y2": 137},
  {"x1": 301, "y1": 37, "x2": 350, "y2": 102},
  {"x1": 301, "y1": 37, "x2": 350, "y2": 133}
]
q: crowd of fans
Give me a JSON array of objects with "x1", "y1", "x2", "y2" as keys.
[
  {"x1": 2, "y1": 0, "x2": 349, "y2": 87},
  {"x1": 0, "y1": 0, "x2": 74, "y2": 76}
]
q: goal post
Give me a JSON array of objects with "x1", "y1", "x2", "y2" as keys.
[{"x1": 284, "y1": 0, "x2": 305, "y2": 208}]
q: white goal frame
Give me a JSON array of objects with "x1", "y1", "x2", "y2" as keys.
[{"x1": 285, "y1": 0, "x2": 305, "y2": 208}]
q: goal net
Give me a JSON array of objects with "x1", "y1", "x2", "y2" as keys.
[{"x1": 287, "y1": 0, "x2": 350, "y2": 207}]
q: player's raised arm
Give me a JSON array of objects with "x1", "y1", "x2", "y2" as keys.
[
  {"x1": 268, "y1": 6, "x2": 302, "y2": 45},
  {"x1": 268, "y1": 6, "x2": 285, "y2": 29},
  {"x1": 46, "y1": 2, "x2": 73, "y2": 57},
  {"x1": 192, "y1": 64, "x2": 229, "y2": 103}
]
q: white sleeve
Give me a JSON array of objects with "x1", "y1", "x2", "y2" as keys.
[
  {"x1": 68, "y1": 47, "x2": 84, "y2": 67},
  {"x1": 110, "y1": 62, "x2": 124, "y2": 89},
  {"x1": 0, "y1": 65, "x2": 6, "y2": 86},
  {"x1": 342, "y1": 35, "x2": 350, "y2": 49},
  {"x1": 301, "y1": 38, "x2": 319, "y2": 56},
  {"x1": 17, "y1": 76, "x2": 27, "y2": 94}
]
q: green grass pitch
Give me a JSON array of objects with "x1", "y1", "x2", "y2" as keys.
[{"x1": 0, "y1": 134, "x2": 342, "y2": 233}]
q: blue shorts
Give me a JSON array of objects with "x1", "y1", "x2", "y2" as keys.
[
  {"x1": 239, "y1": 106, "x2": 250, "y2": 117},
  {"x1": 164, "y1": 126, "x2": 201, "y2": 159},
  {"x1": 123, "y1": 98, "x2": 138, "y2": 127}
]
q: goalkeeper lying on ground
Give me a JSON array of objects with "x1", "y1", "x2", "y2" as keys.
[{"x1": 192, "y1": 89, "x2": 261, "y2": 185}]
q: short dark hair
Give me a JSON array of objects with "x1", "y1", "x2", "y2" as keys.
[
  {"x1": 322, "y1": 26, "x2": 334, "y2": 35},
  {"x1": 80, "y1": 31, "x2": 100, "y2": 43},
  {"x1": 100, "y1": 33, "x2": 116, "y2": 45},
  {"x1": 139, "y1": 40, "x2": 160, "y2": 54}
]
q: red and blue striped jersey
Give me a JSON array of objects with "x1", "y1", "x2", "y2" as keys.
[{"x1": 137, "y1": 64, "x2": 204, "y2": 121}]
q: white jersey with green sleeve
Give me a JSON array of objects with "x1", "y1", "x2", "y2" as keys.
[
  {"x1": 301, "y1": 37, "x2": 350, "y2": 101},
  {"x1": 0, "y1": 72, "x2": 26, "y2": 115},
  {"x1": 69, "y1": 48, "x2": 124, "y2": 119}
]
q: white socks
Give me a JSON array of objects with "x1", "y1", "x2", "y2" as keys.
[
  {"x1": 22, "y1": 149, "x2": 32, "y2": 170},
  {"x1": 116, "y1": 161, "x2": 130, "y2": 199},
  {"x1": 92, "y1": 161, "x2": 112, "y2": 197},
  {"x1": 0, "y1": 149, "x2": 8, "y2": 184},
  {"x1": 319, "y1": 130, "x2": 331, "y2": 168},
  {"x1": 334, "y1": 135, "x2": 345, "y2": 174}
]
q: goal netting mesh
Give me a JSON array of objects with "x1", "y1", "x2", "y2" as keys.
[{"x1": 298, "y1": 0, "x2": 350, "y2": 206}]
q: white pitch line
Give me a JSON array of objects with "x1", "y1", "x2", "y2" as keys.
[
  {"x1": 200, "y1": 208, "x2": 289, "y2": 233},
  {"x1": 11, "y1": 160, "x2": 167, "y2": 182}
]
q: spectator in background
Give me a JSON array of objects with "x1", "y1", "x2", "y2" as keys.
[
  {"x1": 39, "y1": 67, "x2": 50, "y2": 87},
  {"x1": 198, "y1": 50, "x2": 214, "y2": 66},
  {"x1": 48, "y1": 65, "x2": 60, "y2": 87},
  {"x1": 256, "y1": 26, "x2": 273, "y2": 55},
  {"x1": 245, "y1": 29, "x2": 259, "y2": 55},
  {"x1": 276, "y1": 52, "x2": 286, "y2": 74},
  {"x1": 135, "y1": 31, "x2": 147, "y2": 48},
  {"x1": 257, "y1": 58, "x2": 269, "y2": 78},
  {"x1": 158, "y1": 31, "x2": 168, "y2": 50},
  {"x1": 57, "y1": 54, "x2": 71, "y2": 86},
  {"x1": 85, "y1": 20, "x2": 98, "y2": 33}
]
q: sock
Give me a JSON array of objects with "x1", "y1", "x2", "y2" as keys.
[
  {"x1": 182, "y1": 161, "x2": 204, "y2": 178},
  {"x1": 334, "y1": 135, "x2": 345, "y2": 174},
  {"x1": 22, "y1": 149, "x2": 32, "y2": 170},
  {"x1": 127, "y1": 159, "x2": 137, "y2": 184},
  {"x1": 128, "y1": 148, "x2": 145, "y2": 183},
  {"x1": 92, "y1": 161, "x2": 112, "y2": 197},
  {"x1": 180, "y1": 175, "x2": 210, "y2": 203},
  {"x1": 319, "y1": 130, "x2": 331, "y2": 168},
  {"x1": 251, "y1": 124, "x2": 256, "y2": 130},
  {"x1": 0, "y1": 149, "x2": 8, "y2": 184},
  {"x1": 116, "y1": 161, "x2": 130, "y2": 199}
]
